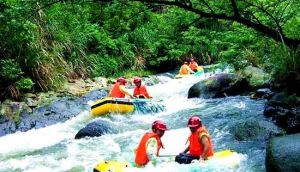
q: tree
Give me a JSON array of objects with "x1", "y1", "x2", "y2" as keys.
[{"x1": 128, "y1": 0, "x2": 300, "y2": 50}]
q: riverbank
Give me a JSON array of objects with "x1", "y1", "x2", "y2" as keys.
[{"x1": 1, "y1": 64, "x2": 299, "y2": 137}]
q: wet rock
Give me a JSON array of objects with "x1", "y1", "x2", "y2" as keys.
[
  {"x1": 264, "y1": 106, "x2": 300, "y2": 134},
  {"x1": 251, "y1": 88, "x2": 274, "y2": 99},
  {"x1": 75, "y1": 119, "x2": 116, "y2": 139},
  {"x1": 188, "y1": 73, "x2": 249, "y2": 99},
  {"x1": 241, "y1": 66, "x2": 271, "y2": 88},
  {"x1": 267, "y1": 92, "x2": 288, "y2": 107},
  {"x1": 266, "y1": 133, "x2": 300, "y2": 172},
  {"x1": 232, "y1": 119, "x2": 284, "y2": 141},
  {"x1": 0, "y1": 89, "x2": 108, "y2": 136}
]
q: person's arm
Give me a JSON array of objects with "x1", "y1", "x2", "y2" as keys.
[
  {"x1": 119, "y1": 85, "x2": 134, "y2": 98},
  {"x1": 187, "y1": 66, "x2": 195, "y2": 74},
  {"x1": 146, "y1": 138, "x2": 158, "y2": 165},
  {"x1": 108, "y1": 89, "x2": 112, "y2": 97},
  {"x1": 199, "y1": 135, "x2": 210, "y2": 160},
  {"x1": 182, "y1": 145, "x2": 189, "y2": 154}
]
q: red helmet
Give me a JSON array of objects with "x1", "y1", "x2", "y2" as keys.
[
  {"x1": 117, "y1": 77, "x2": 126, "y2": 84},
  {"x1": 133, "y1": 77, "x2": 142, "y2": 84},
  {"x1": 187, "y1": 116, "x2": 202, "y2": 128},
  {"x1": 152, "y1": 120, "x2": 168, "y2": 131}
]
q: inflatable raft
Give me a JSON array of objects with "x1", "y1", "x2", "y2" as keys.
[
  {"x1": 91, "y1": 97, "x2": 135, "y2": 117},
  {"x1": 93, "y1": 149, "x2": 242, "y2": 172}
]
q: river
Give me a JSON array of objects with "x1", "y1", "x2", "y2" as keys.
[{"x1": 0, "y1": 72, "x2": 275, "y2": 172}]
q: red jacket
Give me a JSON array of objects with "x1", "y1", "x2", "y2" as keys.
[
  {"x1": 133, "y1": 85, "x2": 151, "y2": 98},
  {"x1": 135, "y1": 132, "x2": 162, "y2": 166},
  {"x1": 188, "y1": 127, "x2": 214, "y2": 157},
  {"x1": 110, "y1": 82, "x2": 125, "y2": 98}
]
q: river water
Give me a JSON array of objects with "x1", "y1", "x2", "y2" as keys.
[{"x1": 0, "y1": 72, "x2": 276, "y2": 172}]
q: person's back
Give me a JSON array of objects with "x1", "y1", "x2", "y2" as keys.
[
  {"x1": 179, "y1": 61, "x2": 194, "y2": 75},
  {"x1": 109, "y1": 82, "x2": 125, "y2": 98},
  {"x1": 108, "y1": 77, "x2": 134, "y2": 98}
]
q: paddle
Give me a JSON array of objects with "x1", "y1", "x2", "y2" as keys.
[{"x1": 158, "y1": 154, "x2": 177, "y2": 157}]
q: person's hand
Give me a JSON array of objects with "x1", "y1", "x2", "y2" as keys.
[
  {"x1": 129, "y1": 95, "x2": 135, "y2": 99},
  {"x1": 200, "y1": 155, "x2": 208, "y2": 161}
]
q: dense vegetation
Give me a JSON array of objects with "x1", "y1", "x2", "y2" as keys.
[{"x1": 0, "y1": 0, "x2": 299, "y2": 100}]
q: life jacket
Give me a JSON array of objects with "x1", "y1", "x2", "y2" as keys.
[
  {"x1": 189, "y1": 62, "x2": 198, "y2": 71},
  {"x1": 135, "y1": 132, "x2": 162, "y2": 166},
  {"x1": 110, "y1": 82, "x2": 125, "y2": 98},
  {"x1": 133, "y1": 85, "x2": 150, "y2": 98},
  {"x1": 179, "y1": 64, "x2": 189, "y2": 75},
  {"x1": 188, "y1": 127, "x2": 214, "y2": 157}
]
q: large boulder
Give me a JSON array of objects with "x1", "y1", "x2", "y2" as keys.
[
  {"x1": 75, "y1": 119, "x2": 116, "y2": 139},
  {"x1": 232, "y1": 119, "x2": 284, "y2": 141},
  {"x1": 264, "y1": 92, "x2": 300, "y2": 134},
  {"x1": 188, "y1": 73, "x2": 249, "y2": 98},
  {"x1": 241, "y1": 66, "x2": 271, "y2": 88},
  {"x1": 266, "y1": 133, "x2": 300, "y2": 172}
]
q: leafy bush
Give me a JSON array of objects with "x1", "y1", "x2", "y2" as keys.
[
  {"x1": 16, "y1": 78, "x2": 34, "y2": 91},
  {"x1": 0, "y1": 59, "x2": 23, "y2": 81}
]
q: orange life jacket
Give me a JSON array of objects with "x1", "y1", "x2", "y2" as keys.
[
  {"x1": 188, "y1": 127, "x2": 214, "y2": 157},
  {"x1": 179, "y1": 64, "x2": 189, "y2": 75},
  {"x1": 189, "y1": 62, "x2": 198, "y2": 71},
  {"x1": 133, "y1": 85, "x2": 150, "y2": 98},
  {"x1": 134, "y1": 132, "x2": 162, "y2": 166},
  {"x1": 110, "y1": 82, "x2": 125, "y2": 98}
]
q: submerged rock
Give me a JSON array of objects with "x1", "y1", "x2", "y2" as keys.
[
  {"x1": 75, "y1": 119, "x2": 116, "y2": 139},
  {"x1": 232, "y1": 119, "x2": 284, "y2": 141}
]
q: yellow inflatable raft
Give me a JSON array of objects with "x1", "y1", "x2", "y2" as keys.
[
  {"x1": 93, "y1": 149, "x2": 241, "y2": 172},
  {"x1": 91, "y1": 97, "x2": 134, "y2": 117}
]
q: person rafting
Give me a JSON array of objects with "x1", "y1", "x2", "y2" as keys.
[
  {"x1": 175, "y1": 115, "x2": 214, "y2": 164},
  {"x1": 189, "y1": 58, "x2": 199, "y2": 72},
  {"x1": 133, "y1": 77, "x2": 152, "y2": 99},
  {"x1": 108, "y1": 77, "x2": 134, "y2": 99},
  {"x1": 179, "y1": 61, "x2": 195, "y2": 75},
  {"x1": 134, "y1": 120, "x2": 168, "y2": 167}
]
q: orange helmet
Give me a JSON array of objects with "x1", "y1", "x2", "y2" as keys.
[
  {"x1": 152, "y1": 120, "x2": 168, "y2": 131},
  {"x1": 187, "y1": 116, "x2": 202, "y2": 128},
  {"x1": 133, "y1": 77, "x2": 142, "y2": 84},
  {"x1": 117, "y1": 77, "x2": 126, "y2": 84}
]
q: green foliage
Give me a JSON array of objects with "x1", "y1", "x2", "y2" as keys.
[
  {"x1": 15, "y1": 78, "x2": 34, "y2": 91},
  {"x1": 88, "y1": 55, "x2": 119, "y2": 77},
  {"x1": 0, "y1": 59, "x2": 23, "y2": 81},
  {"x1": 0, "y1": 0, "x2": 299, "y2": 100},
  {"x1": 268, "y1": 45, "x2": 300, "y2": 80}
]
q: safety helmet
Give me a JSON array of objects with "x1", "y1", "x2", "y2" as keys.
[
  {"x1": 133, "y1": 77, "x2": 142, "y2": 84},
  {"x1": 117, "y1": 77, "x2": 126, "y2": 84},
  {"x1": 187, "y1": 116, "x2": 202, "y2": 128},
  {"x1": 152, "y1": 120, "x2": 168, "y2": 131}
]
